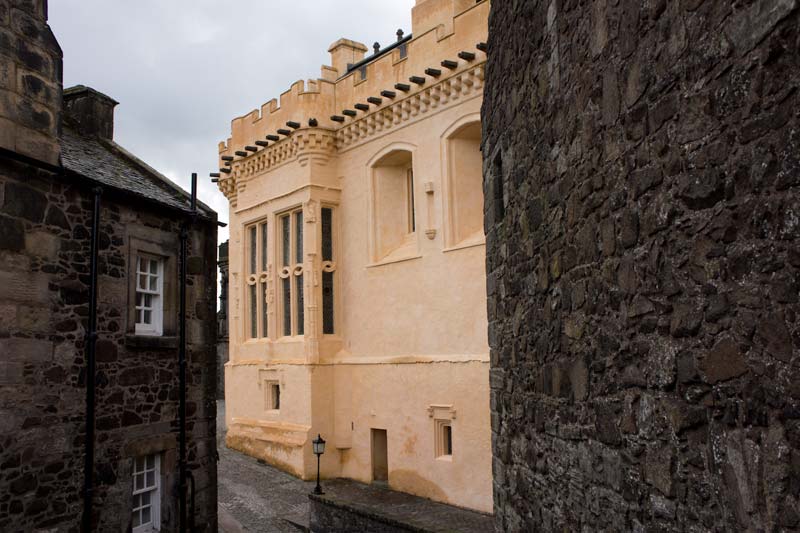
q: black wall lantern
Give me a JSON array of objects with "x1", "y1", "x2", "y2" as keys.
[{"x1": 312, "y1": 434, "x2": 326, "y2": 495}]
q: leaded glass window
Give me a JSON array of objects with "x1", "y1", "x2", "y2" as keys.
[
  {"x1": 321, "y1": 207, "x2": 336, "y2": 335},
  {"x1": 279, "y1": 208, "x2": 305, "y2": 337},
  {"x1": 245, "y1": 219, "x2": 269, "y2": 339}
]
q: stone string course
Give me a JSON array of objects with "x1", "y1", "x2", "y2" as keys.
[
  {"x1": 0, "y1": 160, "x2": 219, "y2": 530},
  {"x1": 483, "y1": 0, "x2": 799, "y2": 531}
]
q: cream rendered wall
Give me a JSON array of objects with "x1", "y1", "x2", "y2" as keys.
[
  {"x1": 335, "y1": 100, "x2": 487, "y2": 359},
  {"x1": 220, "y1": 0, "x2": 491, "y2": 514},
  {"x1": 328, "y1": 96, "x2": 490, "y2": 513}
]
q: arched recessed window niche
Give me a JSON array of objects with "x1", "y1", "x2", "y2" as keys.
[
  {"x1": 368, "y1": 146, "x2": 418, "y2": 263},
  {"x1": 443, "y1": 117, "x2": 484, "y2": 249}
]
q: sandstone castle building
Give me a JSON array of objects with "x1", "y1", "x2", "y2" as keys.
[{"x1": 217, "y1": 0, "x2": 492, "y2": 512}]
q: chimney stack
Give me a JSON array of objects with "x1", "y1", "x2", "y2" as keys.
[
  {"x1": 327, "y1": 39, "x2": 368, "y2": 77},
  {"x1": 63, "y1": 85, "x2": 118, "y2": 140}
]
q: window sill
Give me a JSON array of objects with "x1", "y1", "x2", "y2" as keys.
[
  {"x1": 125, "y1": 335, "x2": 178, "y2": 350},
  {"x1": 436, "y1": 455, "x2": 453, "y2": 463},
  {"x1": 367, "y1": 253, "x2": 422, "y2": 269},
  {"x1": 274, "y1": 337, "x2": 305, "y2": 344},
  {"x1": 244, "y1": 338, "x2": 272, "y2": 345},
  {"x1": 443, "y1": 236, "x2": 485, "y2": 253}
]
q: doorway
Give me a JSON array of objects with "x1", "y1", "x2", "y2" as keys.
[{"x1": 370, "y1": 428, "x2": 388, "y2": 482}]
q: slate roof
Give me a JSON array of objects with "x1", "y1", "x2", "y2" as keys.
[{"x1": 60, "y1": 126, "x2": 215, "y2": 218}]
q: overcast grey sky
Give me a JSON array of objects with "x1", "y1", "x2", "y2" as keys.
[{"x1": 49, "y1": 1, "x2": 415, "y2": 245}]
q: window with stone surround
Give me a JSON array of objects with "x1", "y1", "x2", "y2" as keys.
[
  {"x1": 435, "y1": 419, "x2": 453, "y2": 459},
  {"x1": 265, "y1": 381, "x2": 281, "y2": 411},
  {"x1": 279, "y1": 208, "x2": 304, "y2": 337},
  {"x1": 135, "y1": 254, "x2": 164, "y2": 336},
  {"x1": 370, "y1": 148, "x2": 417, "y2": 263},
  {"x1": 128, "y1": 234, "x2": 178, "y2": 342},
  {"x1": 321, "y1": 206, "x2": 337, "y2": 335},
  {"x1": 245, "y1": 219, "x2": 269, "y2": 340},
  {"x1": 429, "y1": 404, "x2": 456, "y2": 460},
  {"x1": 132, "y1": 453, "x2": 161, "y2": 532},
  {"x1": 444, "y1": 120, "x2": 484, "y2": 248}
]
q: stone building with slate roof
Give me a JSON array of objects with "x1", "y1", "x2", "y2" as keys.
[{"x1": 0, "y1": 1, "x2": 219, "y2": 530}]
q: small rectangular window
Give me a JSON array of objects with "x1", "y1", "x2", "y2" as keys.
[
  {"x1": 132, "y1": 454, "x2": 160, "y2": 532},
  {"x1": 269, "y1": 382, "x2": 281, "y2": 410},
  {"x1": 435, "y1": 420, "x2": 453, "y2": 459},
  {"x1": 135, "y1": 255, "x2": 163, "y2": 336}
]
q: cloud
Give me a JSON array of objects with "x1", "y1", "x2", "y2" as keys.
[{"x1": 48, "y1": 0, "x2": 416, "y2": 249}]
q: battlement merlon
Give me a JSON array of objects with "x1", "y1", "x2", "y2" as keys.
[
  {"x1": 412, "y1": 0, "x2": 480, "y2": 38},
  {"x1": 217, "y1": 0, "x2": 489, "y2": 166}
]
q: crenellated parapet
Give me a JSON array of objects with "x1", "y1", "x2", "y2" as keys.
[
  {"x1": 215, "y1": 128, "x2": 337, "y2": 205},
  {"x1": 336, "y1": 63, "x2": 484, "y2": 152},
  {"x1": 215, "y1": 0, "x2": 489, "y2": 198}
]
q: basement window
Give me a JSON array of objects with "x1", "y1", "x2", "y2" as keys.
[
  {"x1": 266, "y1": 381, "x2": 281, "y2": 411},
  {"x1": 132, "y1": 454, "x2": 161, "y2": 532},
  {"x1": 435, "y1": 420, "x2": 453, "y2": 459}
]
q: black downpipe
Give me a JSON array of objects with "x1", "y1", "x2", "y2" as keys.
[
  {"x1": 178, "y1": 174, "x2": 198, "y2": 532},
  {"x1": 82, "y1": 187, "x2": 102, "y2": 532}
]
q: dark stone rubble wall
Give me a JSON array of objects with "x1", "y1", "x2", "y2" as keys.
[
  {"x1": 0, "y1": 162, "x2": 219, "y2": 531},
  {"x1": 482, "y1": 0, "x2": 799, "y2": 531}
]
